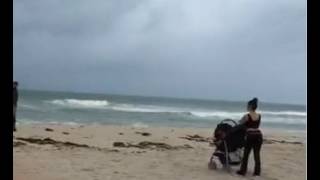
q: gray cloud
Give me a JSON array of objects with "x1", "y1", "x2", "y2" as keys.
[{"x1": 13, "y1": 0, "x2": 306, "y2": 104}]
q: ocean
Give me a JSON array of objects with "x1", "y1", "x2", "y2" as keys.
[{"x1": 16, "y1": 90, "x2": 306, "y2": 131}]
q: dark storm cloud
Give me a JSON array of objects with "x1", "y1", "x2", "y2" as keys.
[{"x1": 13, "y1": 0, "x2": 306, "y2": 104}]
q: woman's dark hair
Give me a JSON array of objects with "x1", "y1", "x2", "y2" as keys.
[{"x1": 247, "y1": 97, "x2": 258, "y2": 111}]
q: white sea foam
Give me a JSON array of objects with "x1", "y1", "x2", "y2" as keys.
[
  {"x1": 111, "y1": 104, "x2": 181, "y2": 113},
  {"x1": 48, "y1": 99, "x2": 109, "y2": 108},
  {"x1": 42, "y1": 98, "x2": 306, "y2": 125},
  {"x1": 48, "y1": 121, "x2": 82, "y2": 126},
  {"x1": 17, "y1": 119, "x2": 83, "y2": 126},
  {"x1": 260, "y1": 117, "x2": 306, "y2": 124},
  {"x1": 46, "y1": 99, "x2": 306, "y2": 117},
  {"x1": 132, "y1": 122, "x2": 149, "y2": 128},
  {"x1": 189, "y1": 111, "x2": 243, "y2": 118},
  {"x1": 261, "y1": 111, "x2": 306, "y2": 116},
  {"x1": 189, "y1": 111, "x2": 306, "y2": 124},
  {"x1": 110, "y1": 104, "x2": 306, "y2": 119},
  {"x1": 16, "y1": 119, "x2": 43, "y2": 124}
]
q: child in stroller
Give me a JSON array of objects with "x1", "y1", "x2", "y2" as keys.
[{"x1": 208, "y1": 119, "x2": 246, "y2": 170}]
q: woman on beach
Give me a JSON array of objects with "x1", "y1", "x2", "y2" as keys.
[{"x1": 237, "y1": 98, "x2": 263, "y2": 176}]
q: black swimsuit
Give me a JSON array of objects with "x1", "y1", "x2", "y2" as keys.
[{"x1": 245, "y1": 114, "x2": 262, "y2": 134}]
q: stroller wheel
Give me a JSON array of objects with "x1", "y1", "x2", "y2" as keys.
[{"x1": 208, "y1": 161, "x2": 217, "y2": 170}]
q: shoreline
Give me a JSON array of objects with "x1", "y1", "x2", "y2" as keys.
[{"x1": 15, "y1": 121, "x2": 306, "y2": 138}]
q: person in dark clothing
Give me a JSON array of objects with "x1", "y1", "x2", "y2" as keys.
[
  {"x1": 13, "y1": 81, "x2": 19, "y2": 131},
  {"x1": 236, "y1": 98, "x2": 263, "y2": 176}
]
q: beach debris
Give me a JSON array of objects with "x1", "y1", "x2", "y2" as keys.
[
  {"x1": 62, "y1": 132, "x2": 70, "y2": 135},
  {"x1": 15, "y1": 137, "x2": 119, "y2": 153},
  {"x1": 13, "y1": 141, "x2": 27, "y2": 147},
  {"x1": 45, "y1": 128, "x2": 54, "y2": 132},
  {"x1": 179, "y1": 134, "x2": 211, "y2": 143},
  {"x1": 119, "y1": 132, "x2": 124, "y2": 135},
  {"x1": 113, "y1": 142, "x2": 126, "y2": 147},
  {"x1": 108, "y1": 149, "x2": 120, "y2": 152},
  {"x1": 113, "y1": 141, "x2": 193, "y2": 150},
  {"x1": 63, "y1": 141, "x2": 90, "y2": 148},
  {"x1": 135, "y1": 131, "x2": 151, "y2": 136},
  {"x1": 131, "y1": 151, "x2": 147, "y2": 154},
  {"x1": 16, "y1": 137, "x2": 90, "y2": 148},
  {"x1": 263, "y1": 139, "x2": 303, "y2": 145},
  {"x1": 81, "y1": 168, "x2": 94, "y2": 172}
]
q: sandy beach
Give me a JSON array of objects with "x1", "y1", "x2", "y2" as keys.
[{"x1": 13, "y1": 124, "x2": 306, "y2": 180}]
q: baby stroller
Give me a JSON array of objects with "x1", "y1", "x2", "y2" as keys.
[{"x1": 208, "y1": 119, "x2": 246, "y2": 171}]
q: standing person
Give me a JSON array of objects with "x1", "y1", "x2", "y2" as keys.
[
  {"x1": 13, "y1": 81, "x2": 19, "y2": 131},
  {"x1": 237, "y1": 98, "x2": 263, "y2": 176}
]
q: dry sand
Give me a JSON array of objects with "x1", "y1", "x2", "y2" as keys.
[{"x1": 13, "y1": 124, "x2": 306, "y2": 180}]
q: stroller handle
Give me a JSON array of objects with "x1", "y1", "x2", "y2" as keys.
[{"x1": 220, "y1": 119, "x2": 238, "y2": 126}]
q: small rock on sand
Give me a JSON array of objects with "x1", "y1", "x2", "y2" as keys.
[
  {"x1": 135, "y1": 132, "x2": 151, "y2": 136},
  {"x1": 45, "y1": 128, "x2": 54, "y2": 132}
]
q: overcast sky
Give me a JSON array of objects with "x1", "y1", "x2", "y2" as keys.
[{"x1": 13, "y1": 0, "x2": 306, "y2": 105}]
